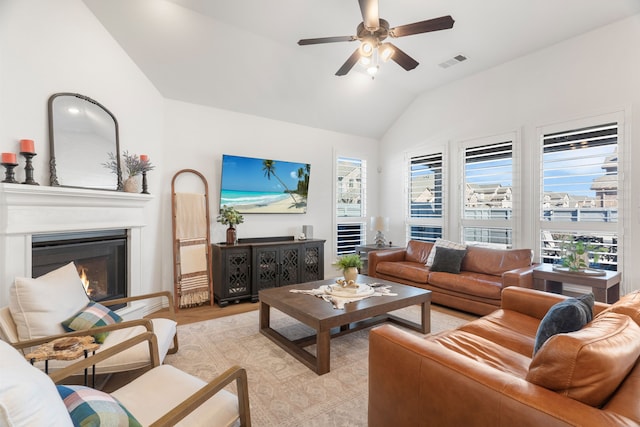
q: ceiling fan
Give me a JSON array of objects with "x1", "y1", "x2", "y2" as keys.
[{"x1": 298, "y1": 0, "x2": 455, "y2": 77}]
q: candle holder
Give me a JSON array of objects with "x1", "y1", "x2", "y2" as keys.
[
  {"x1": 1, "y1": 162, "x2": 19, "y2": 183},
  {"x1": 141, "y1": 170, "x2": 149, "y2": 194},
  {"x1": 20, "y1": 152, "x2": 39, "y2": 185}
]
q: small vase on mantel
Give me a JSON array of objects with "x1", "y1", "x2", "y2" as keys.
[
  {"x1": 226, "y1": 225, "x2": 237, "y2": 245},
  {"x1": 123, "y1": 176, "x2": 139, "y2": 193}
]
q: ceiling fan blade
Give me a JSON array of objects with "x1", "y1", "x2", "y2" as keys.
[
  {"x1": 390, "y1": 15, "x2": 455, "y2": 38},
  {"x1": 335, "y1": 49, "x2": 361, "y2": 76},
  {"x1": 359, "y1": 0, "x2": 379, "y2": 30},
  {"x1": 298, "y1": 35, "x2": 356, "y2": 45},
  {"x1": 387, "y1": 43, "x2": 419, "y2": 71}
]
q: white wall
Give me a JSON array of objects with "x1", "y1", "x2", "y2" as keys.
[
  {"x1": 380, "y1": 15, "x2": 640, "y2": 293},
  {"x1": 0, "y1": 0, "x2": 168, "y2": 304},
  {"x1": 0, "y1": 0, "x2": 379, "y2": 307},
  {"x1": 161, "y1": 99, "x2": 378, "y2": 281}
]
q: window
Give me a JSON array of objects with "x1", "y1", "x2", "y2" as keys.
[
  {"x1": 407, "y1": 151, "x2": 444, "y2": 242},
  {"x1": 539, "y1": 122, "x2": 620, "y2": 270},
  {"x1": 462, "y1": 137, "x2": 515, "y2": 248},
  {"x1": 336, "y1": 157, "x2": 366, "y2": 255}
]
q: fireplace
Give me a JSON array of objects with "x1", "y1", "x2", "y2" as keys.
[
  {"x1": 32, "y1": 229, "x2": 127, "y2": 308},
  {"x1": 0, "y1": 185, "x2": 151, "y2": 316}
]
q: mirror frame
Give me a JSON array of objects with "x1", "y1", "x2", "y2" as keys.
[{"x1": 48, "y1": 92, "x2": 123, "y2": 190}]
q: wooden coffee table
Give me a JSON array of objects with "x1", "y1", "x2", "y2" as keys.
[{"x1": 259, "y1": 276, "x2": 431, "y2": 375}]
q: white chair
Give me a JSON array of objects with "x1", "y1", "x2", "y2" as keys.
[
  {"x1": 0, "y1": 333, "x2": 250, "y2": 426},
  {"x1": 0, "y1": 262, "x2": 178, "y2": 376}
]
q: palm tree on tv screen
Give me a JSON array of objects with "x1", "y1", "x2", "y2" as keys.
[{"x1": 262, "y1": 159, "x2": 299, "y2": 204}]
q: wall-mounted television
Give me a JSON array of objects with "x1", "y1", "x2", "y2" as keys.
[{"x1": 220, "y1": 154, "x2": 310, "y2": 214}]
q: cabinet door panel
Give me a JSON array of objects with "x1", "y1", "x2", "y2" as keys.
[
  {"x1": 303, "y1": 243, "x2": 323, "y2": 282},
  {"x1": 256, "y1": 248, "x2": 279, "y2": 290},
  {"x1": 226, "y1": 249, "x2": 251, "y2": 296},
  {"x1": 279, "y1": 246, "x2": 300, "y2": 286}
]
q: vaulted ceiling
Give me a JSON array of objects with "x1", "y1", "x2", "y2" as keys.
[{"x1": 83, "y1": 0, "x2": 640, "y2": 139}]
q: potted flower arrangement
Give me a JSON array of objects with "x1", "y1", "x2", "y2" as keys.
[
  {"x1": 217, "y1": 205, "x2": 244, "y2": 245},
  {"x1": 333, "y1": 253, "x2": 363, "y2": 282},
  {"x1": 103, "y1": 151, "x2": 154, "y2": 192}
]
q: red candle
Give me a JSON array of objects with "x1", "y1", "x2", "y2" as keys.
[
  {"x1": 20, "y1": 139, "x2": 35, "y2": 153},
  {"x1": 1, "y1": 152, "x2": 17, "y2": 164},
  {"x1": 140, "y1": 154, "x2": 149, "y2": 162}
]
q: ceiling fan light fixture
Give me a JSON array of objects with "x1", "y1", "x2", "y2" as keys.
[
  {"x1": 359, "y1": 55, "x2": 372, "y2": 66},
  {"x1": 359, "y1": 37, "x2": 376, "y2": 57},
  {"x1": 379, "y1": 44, "x2": 394, "y2": 62}
]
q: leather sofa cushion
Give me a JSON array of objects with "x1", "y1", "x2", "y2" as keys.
[
  {"x1": 458, "y1": 309, "x2": 539, "y2": 356},
  {"x1": 405, "y1": 240, "x2": 433, "y2": 264},
  {"x1": 428, "y1": 271, "x2": 503, "y2": 300},
  {"x1": 597, "y1": 290, "x2": 640, "y2": 326},
  {"x1": 428, "y1": 329, "x2": 531, "y2": 378},
  {"x1": 461, "y1": 246, "x2": 532, "y2": 276},
  {"x1": 527, "y1": 312, "x2": 640, "y2": 407},
  {"x1": 376, "y1": 262, "x2": 429, "y2": 284}
]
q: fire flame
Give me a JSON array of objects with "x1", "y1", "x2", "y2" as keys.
[{"x1": 78, "y1": 267, "x2": 93, "y2": 296}]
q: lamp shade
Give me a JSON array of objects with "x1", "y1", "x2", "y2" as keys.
[{"x1": 370, "y1": 216, "x2": 389, "y2": 232}]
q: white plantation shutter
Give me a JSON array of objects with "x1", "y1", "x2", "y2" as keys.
[
  {"x1": 407, "y1": 151, "x2": 444, "y2": 242},
  {"x1": 336, "y1": 157, "x2": 366, "y2": 254},
  {"x1": 462, "y1": 139, "x2": 514, "y2": 248},
  {"x1": 539, "y1": 122, "x2": 620, "y2": 270}
]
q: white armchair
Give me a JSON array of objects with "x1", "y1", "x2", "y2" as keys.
[
  {"x1": 0, "y1": 333, "x2": 251, "y2": 426},
  {"x1": 0, "y1": 262, "x2": 178, "y2": 376}
]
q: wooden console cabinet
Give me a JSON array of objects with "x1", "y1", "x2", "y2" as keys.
[{"x1": 211, "y1": 238, "x2": 325, "y2": 307}]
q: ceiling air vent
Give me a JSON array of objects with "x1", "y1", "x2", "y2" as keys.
[{"x1": 439, "y1": 54, "x2": 467, "y2": 69}]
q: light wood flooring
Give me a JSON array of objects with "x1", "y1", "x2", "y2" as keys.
[{"x1": 147, "y1": 300, "x2": 259, "y2": 325}]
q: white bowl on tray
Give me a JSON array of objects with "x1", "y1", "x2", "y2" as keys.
[{"x1": 326, "y1": 283, "x2": 375, "y2": 298}]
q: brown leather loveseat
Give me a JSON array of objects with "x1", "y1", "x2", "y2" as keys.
[
  {"x1": 369, "y1": 287, "x2": 640, "y2": 426},
  {"x1": 369, "y1": 240, "x2": 535, "y2": 315}
]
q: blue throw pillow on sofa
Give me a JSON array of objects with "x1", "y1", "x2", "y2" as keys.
[
  {"x1": 429, "y1": 246, "x2": 467, "y2": 274},
  {"x1": 533, "y1": 293, "x2": 595, "y2": 355}
]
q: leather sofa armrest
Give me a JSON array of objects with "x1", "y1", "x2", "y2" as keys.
[
  {"x1": 368, "y1": 324, "x2": 630, "y2": 427},
  {"x1": 368, "y1": 249, "x2": 406, "y2": 278},
  {"x1": 502, "y1": 264, "x2": 537, "y2": 288}
]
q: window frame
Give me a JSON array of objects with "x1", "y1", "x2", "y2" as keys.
[
  {"x1": 405, "y1": 144, "x2": 448, "y2": 243},
  {"x1": 335, "y1": 156, "x2": 367, "y2": 256},
  {"x1": 458, "y1": 132, "x2": 519, "y2": 249},
  {"x1": 535, "y1": 112, "x2": 625, "y2": 271}
]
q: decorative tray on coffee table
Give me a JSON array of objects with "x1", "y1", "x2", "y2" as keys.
[{"x1": 325, "y1": 283, "x2": 375, "y2": 298}]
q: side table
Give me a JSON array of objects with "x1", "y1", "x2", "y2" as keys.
[
  {"x1": 355, "y1": 244, "x2": 402, "y2": 275},
  {"x1": 25, "y1": 336, "x2": 100, "y2": 387},
  {"x1": 532, "y1": 263, "x2": 621, "y2": 303}
]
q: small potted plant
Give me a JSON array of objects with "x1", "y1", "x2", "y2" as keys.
[
  {"x1": 333, "y1": 253, "x2": 363, "y2": 282},
  {"x1": 558, "y1": 235, "x2": 606, "y2": 272},
  {"x1": 217, "y1": 205, "x2": 244, "y2": 245}
]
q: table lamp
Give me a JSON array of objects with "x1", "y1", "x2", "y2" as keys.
[{"x1": 371, "y1": 216, "x2": 389, "y2": 248}]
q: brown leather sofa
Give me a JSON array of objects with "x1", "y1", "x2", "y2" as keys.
[
  {"x1": 368, "y1": 240, "x2": 535, "y2": 315},
  {"x1": 369, "y1": 287, "x2": 640, "y2": 427}
]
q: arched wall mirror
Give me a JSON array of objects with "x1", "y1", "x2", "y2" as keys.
[{"x1": 48, "y1": 93, "x2": 122, "y2": 190}]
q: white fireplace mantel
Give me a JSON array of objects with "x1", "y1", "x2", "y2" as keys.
[{"x1": 0, "y1": 183, "x2": 153, "y2": 310}]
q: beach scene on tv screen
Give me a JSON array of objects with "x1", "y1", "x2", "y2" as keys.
[{"x1": 220, "y1": 155, "x2": 310, "y2": 214}]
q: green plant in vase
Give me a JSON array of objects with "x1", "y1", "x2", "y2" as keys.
[
  {"x1": 217, "y1": 205, "x2": 244, "y2": 245},
  {"x1": 560, "y1": 236, "x2": 606, "y2": 272},
  {"x1": 333, "y1": 253, "x2": 363, "y2": 283}
]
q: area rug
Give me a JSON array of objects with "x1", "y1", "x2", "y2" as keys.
[{"x1": 163, "y1": 304, "x2": 477, "y2": 426}]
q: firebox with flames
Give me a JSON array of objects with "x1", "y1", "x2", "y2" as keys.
[{"x1": 75, "y1": 260, "x2": 109, "y2": 300}]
